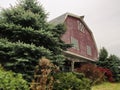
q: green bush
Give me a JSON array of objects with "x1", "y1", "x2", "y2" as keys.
[
  {"x1": 0, "y1": 66, "x2": 29, "y2": 90},
  {"x1": 53, "y1": 72, "x2": 91, "y2": 90}
]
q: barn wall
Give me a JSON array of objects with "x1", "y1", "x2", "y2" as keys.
[{"x1": 61, "y1": 16, "x2": 98, "y2": 61}]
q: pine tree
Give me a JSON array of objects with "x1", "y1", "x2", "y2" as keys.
[{"x1": 0, "y1": 0, "x2": 70, "y2": 81}]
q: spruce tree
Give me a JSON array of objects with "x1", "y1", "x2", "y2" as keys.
[
  {"x1": 107, "y1": 55, "x2": 120, "y2": 81},
  {"x1": 97, "y1": 47, "x2": 108, "y2": 67},
  {"x1": 0, "y1": 0, "x2": 70, "y2": 81}
]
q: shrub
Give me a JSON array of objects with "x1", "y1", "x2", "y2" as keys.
[
  {"x1": 30, "y1": 57, "x2": 59, "y2": 90},
  {"x1": 97, "y1": 67, "x2": 114, "y2": 82},
  {"x1": 75, "y1": 63, "x2": 105, "y2": 84},
  {"x1": 0, "y1": 65, "x2": 29, "y2": 90},
  {"x1": 53, "y1": 72, "x2": 91, "y2": 90}
]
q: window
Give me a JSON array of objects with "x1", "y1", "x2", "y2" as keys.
[
  {"x1": 80, "y1": 25, "x2": 85, "y2": 32},
  {"x1": 71, "y1": 37, "x2": 79, "y2": 50},
  {"x1": 87, "y1": 45, "x2": 92, "y2": 55},
  {"x1": 77, "y1": 20, "x2": 81, "y2": 30},
  {"x1": 77, "y1": 20, "x2": 85, "y2": 32}
]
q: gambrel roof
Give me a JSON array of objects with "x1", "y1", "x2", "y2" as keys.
[
  {"x1": 49, "y1": 12, "x2": 84, "y2": 25},
  {"x1": 49, "y1": 12, "x2": 92, "y2": 34}
]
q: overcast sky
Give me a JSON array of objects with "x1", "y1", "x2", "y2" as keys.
[{"x1": 0, "y1": 0, "x2": 120, "y2": 57}]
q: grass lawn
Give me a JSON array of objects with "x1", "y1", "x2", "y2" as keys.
[{"x1": 92, "y1": 82, "x2": 120, "y2": 90}]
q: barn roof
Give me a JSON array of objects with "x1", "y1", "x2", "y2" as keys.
[
  {"x1": 49, "y1": 12, "x2": 84, "y2": 25},
  {"x1": 49, "y1": 12, "x2": 92, "y2": 34}
]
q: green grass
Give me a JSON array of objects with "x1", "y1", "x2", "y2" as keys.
[{"x1": 92, "y1": 82, "x2": 120, "y2": 90}]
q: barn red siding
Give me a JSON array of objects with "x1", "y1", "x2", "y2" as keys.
[{"x1": 61, "y1": 16, "x2": 98, "y2": 61}]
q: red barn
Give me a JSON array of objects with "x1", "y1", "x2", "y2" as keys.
[{"x1": 49, "y1": 13, "x2": 98, "y2": 71}]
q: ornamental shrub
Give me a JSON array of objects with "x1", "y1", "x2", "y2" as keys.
[
  {"x1": 53, "y1": 72, "x2": 91, "y2": 90},
  {"x1": 0, "y1": 65, "x2": 29, "y2": 90},
  {"x1": 75, "y1": 63, "x2": 105, "y2": 84},
  {"x1": 30, "y1": 57, "x2": 59, "y2": 90},
  {"x1": 97, "y1": 67, "x2": 114, "y2": 82}
]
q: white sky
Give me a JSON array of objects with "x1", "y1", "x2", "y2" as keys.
[{"x1": 0, "y1": 0, "x2": 120, "y2": 57}]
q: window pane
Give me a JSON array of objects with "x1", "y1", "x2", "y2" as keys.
[
  {"x1": 77, "y1": 20, "x2": 84, "y2": 32},
  {"x1": 87, "y1": 45, "x2": 92, "y2": 55},
  {"x1": 71, "y1": 37, "x2": 79, "y2": 50}
]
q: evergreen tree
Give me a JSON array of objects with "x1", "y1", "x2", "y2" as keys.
[
  {"x1": 99, "y1": 47, "x2": 108, "y2": 61},
  {"x1": 107, "y1": 55, "x2": 120, "y2": 81},
  {"x1": 97, "y1": 47, "x2": 108, "y2": 67},
  {"x1": 97, "y1": 47, "x2": 120, "y2": 81},
  {"x1": 0, "y1": 0, "x2": 70, "y2": 81}
]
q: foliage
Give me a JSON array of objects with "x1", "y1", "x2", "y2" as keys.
[
  {"x1": 53, "y1": 72, "x2": 91, "y2": 90},
  {"x1": 75, "y1": 63, "x2": 105, "y2": 84},
  {"x1": 99, "y1": 47, "x2": 108, "y2": 61},
  {"x1": 31, "y1": 58, "x2": 91, "y2": 90},
  {"x1": 1, "y1": 0, "x2": 47, "y2": 30},
  {"x1": 0, "y1": 65, "x2": 29, "y2": 90},
  {"x1": 0, "y1": 38, "x2": 51, "y2": 80},
  {"x1": 97, "y1": 67, "x2": 114, "y2": 82},
  {"x1": 0, "y1": 0, "x2": 71, "y2": 81},
  {"x1": 107, "y1": 55, "x2": 120, "y2": 81},
  {"x1": 97, "y1": 47, "x2": 120, "y2": 82},
  {"x1": 30, "y1": 57, "x2": 59, "y2": 90}
]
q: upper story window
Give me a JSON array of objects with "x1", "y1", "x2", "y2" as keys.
[
  {"x1": 77, "y1": 20, "x2": 85, "y2": 32},
  {"x1": 71, "y1": 36, "x2": 79, "y2": 50},
  {"x1": 87, "y1": 45, "x2": 92, "y2": 55}
]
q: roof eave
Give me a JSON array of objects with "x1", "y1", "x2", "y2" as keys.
[{"x1": 63, "y1": 51, "x2": 98, "y2": 62}]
